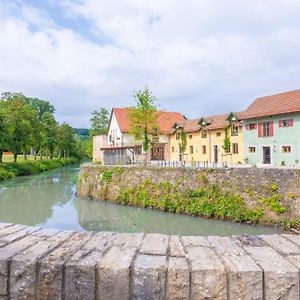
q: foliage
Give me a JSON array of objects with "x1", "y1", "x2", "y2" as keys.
[
  {"x1": 115, "y1": 180, "x2": 265, "y2": 224},
  {"x1": 90, "y1": 108, "x2": 109, "y2": 135},
  {"x1": 179, "y1": 130, "x2": 187, "y2": 155},
  {"x1": 128, "y1": 87, "x2": 159, "y2": 152},
  {"x1": 259, "y1": 194, "x2": 287, "y2": 214},
  {"x1": 0, "y1": 158, "x2": 78, "y2": 181},
  {"x1": 223, "y1": 126, "x2": 231, "y2": 153},
  {"x1": 0, "y1": 92, "x2": 84, "y2": 162},
  {"x1": 101, "y1": 169, "x2": 113, "y2": 182}
]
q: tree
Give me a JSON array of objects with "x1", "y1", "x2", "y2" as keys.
[
  {"x1": 41, "y1": 112, "x2": 58, "y2": 159},
  {"x1": 129, "y1": 87, "x2": 159, "y2": 152},
  {"x1": 90, "y1": 108, "x2": 109, "y2": 135},
  {"x1": 57, "y1": 123, "x2": 76, "y2": 158},
  {"x1": 0, "y1": 101, "x2": 11, "y2": 163}
]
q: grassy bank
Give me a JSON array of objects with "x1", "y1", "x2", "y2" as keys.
[{"x1": 0, "y1": 158, "x2": 78, "y2": 181}]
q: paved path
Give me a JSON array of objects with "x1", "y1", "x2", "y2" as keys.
[{"x1": 0, "y1": 222, "x2": 300, "y2": 299}]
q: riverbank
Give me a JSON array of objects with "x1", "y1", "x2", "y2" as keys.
[
  {"x1": 77, "y1": 165, "x2": 300, "y2": 230},
  {"x1": 0, "y1": 157, "x2": 78, "y2": 181}
]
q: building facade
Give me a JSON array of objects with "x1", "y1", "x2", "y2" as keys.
[
  {"x1": 242, "y1": 89, "x2": 300, "y2": 167},
  {"x1": 169, "y1": 113, "x2": 244, "y2": 164}
]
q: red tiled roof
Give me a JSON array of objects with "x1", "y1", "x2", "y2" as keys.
[
  {"x1": 241, "y1": 89, "x2": 300, "y2": 119},
  {"x1": 112, "y1": 108, "x2": 185, "y2": 134},
  {"x1": 183, "y1": 112, "x2": 242, "y2": 133}
]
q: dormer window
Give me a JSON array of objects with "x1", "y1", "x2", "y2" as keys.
[{"x1": 231, "y1": 124, "x2": 239, "y2": 136}]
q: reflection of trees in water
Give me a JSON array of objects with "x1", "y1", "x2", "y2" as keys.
[{"x1": 0, "y1": 168, "x2": 76, "y2": 226}]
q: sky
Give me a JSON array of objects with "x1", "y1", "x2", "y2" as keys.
[{"x1": 1, "y1": 0, "x2": 300, "y2": 128}]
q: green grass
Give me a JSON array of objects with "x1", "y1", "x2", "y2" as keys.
[
  {"x1": 2, "y1": 155, "x2": 46, "y2": 163},
  {"x1": 0, "y1": 157, "x2": 78, "y2": 181}
]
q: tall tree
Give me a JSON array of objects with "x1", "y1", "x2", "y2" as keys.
[
  {"x1": 129, "y1": 87, "x2": 159, "y2": 152},
  {"x1": 90, "y1": 108, "x2": 109, "y2": 135},
  {"x1": 41, "y1": 112, "x2": 58, "y2": 159},
  {"x1": 0, "y1": 101, "x2": 11, "y2": 163},
  {"x1": 57, "y1": 123, "x2": 76, "y2": 158}
]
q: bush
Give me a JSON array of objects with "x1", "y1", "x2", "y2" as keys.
[{"x1": 0, "y1": 158, "x2": 78, "y2": 181}]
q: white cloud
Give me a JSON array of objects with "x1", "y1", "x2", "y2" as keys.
[{"x1": 0, "y1": 0, "x2": 300, "y2": 126}]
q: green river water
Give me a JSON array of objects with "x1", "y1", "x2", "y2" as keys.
[{"x1": 0, "y1": 166, "x2": 281, "y2": 236}]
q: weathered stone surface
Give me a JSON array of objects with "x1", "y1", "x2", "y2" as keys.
[
  {"x1": 260, "y1": 234, "x2": 300, "y2": 255},
  {"x1": 36, "y1": 232, "x2": 92, "y2": 299},
  {"x1": 169, "y1": 236, "x2": 185, "y2": 257},
  {"x1": 132, "y1": 255, "x2": 167, "y2": 300},
  {"x1": 207, "y1": 236, "x2": 244, "y2": 256},
  {"x1": 166, "y1": 257, "x2": 189, "y2": 300},
  {"x1": 10, "y1": 230, "x2": 73, "y2": 299},
  {"x1": 245, "y1": 246, "x2": 299, "y2": 299},
  {"x1": 98, "y1": 246, "x2": 136, "y2": 300},
  {"x1": 0, "y1": 235, "x2": 41, "y2": 296},
  {"x1": 140, "y1": 233, "x2": 169, "y2": 255},
  {"x1": 181, "y1": 236, "x2": 209, "y2": 248},
  {"x1": 282, "y1": 233, "x2": 300, "y2": 246},
  {"x1": 0, "y1": 224, "x2": 26, "y2": 238},
  {"x1": 187, "y1": 247, "x2": 226, "y2": 299},
  {"x1": 65, "y1": 250, "x2": 103, "y2": 300},
  {"x1": 223, "y1": 255, "x2": 262, "y2": 300},
  {"x1": 112, "y1": 232, "x2": 144, "y2": 249}
]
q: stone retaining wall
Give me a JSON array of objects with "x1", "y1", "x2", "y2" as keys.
[
  {"x1": 77, "y1": 164, "x2": 300, "y2": 223},
  {"x1": 1, "y1": 222, "x2": 300, "y2": 299}
]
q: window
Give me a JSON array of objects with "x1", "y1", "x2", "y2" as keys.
[
  {"x1": 231, "y1": 125, "x2": 238, "y2": 136},
  {"x1": 189, "y1": 134, "x2": 193, "y2": 139},
  {"x1": 279, "y1": 119, "x2": 293, "y2": 128},
  {"x1": 249, "y1": 147, "x2": 256, "y2": 153},
  {"x1": 202, "y1": 145, "x2": 206, "y2": 154},
  {"x1": 202, "y1": 130, "x2": 207, "y2": 138},
  {"x1": 259, "y1": 122, "x2": 273, "y2": 137},
  {"x1": 232, "y1": 143, "x2": 239, "y2": 154},
  {"x1": 190, "y1": 146, "x2": 194, "y2": 154},
  {"x1": 109, "y1": 134, "x2": 112, "y2": 142},
  {"x1": 282, "y1": 146, "x2": 291, "y2": 153},
  {"x1": 134, "y1": 147, "x2": 142, "y2": 155},
  {"x1": 246, "y1": 123, "x2": 257, "y2": 130},
  {"x1": 216, "y1": 132, "x2": 221, "y2": 137},
  {"x1": 171, "y1": 147, "x2": 175, "y2": 153},
  {"x1": 175, "y1": 132, "x2": 180, "y2": 140}
]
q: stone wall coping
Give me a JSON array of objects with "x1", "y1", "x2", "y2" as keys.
[{"x1": 1, "y1": 222, "x2": 300, "y2": 299}]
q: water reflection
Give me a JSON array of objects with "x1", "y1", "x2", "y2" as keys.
[{"x1": 0, "y1": 166, "x2": 281, "y2": 236}]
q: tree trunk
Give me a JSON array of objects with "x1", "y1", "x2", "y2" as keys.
[
  {"x1": 34, "y1": 149, "x2": 37, "y2": 160},
  {"x1": 13, "y1": 152, "x2": 18, "y2": 163},
  {"x1": 58, "y1": 149, "x2": 62, "y2": 159},
  {"x1": 50, "y1": 150, "x2": 53, "y2": 159},
  {"x1": 40, "y1": 152, "x2": 43, "y2": 160},
  {"x1": 23, "y1": 150, "x2": 27, "y2": 160},
  {"x1": 0, "y1": 151, "x2": 3, "y2": 163}
]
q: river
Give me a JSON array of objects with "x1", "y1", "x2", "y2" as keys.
[{"x1": 0, "y1": 165, "x2": 281, "y2": 236}]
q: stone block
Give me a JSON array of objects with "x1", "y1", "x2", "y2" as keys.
[
  {"x1": 0, "y1": 224, "x2": 26, "y2": 238},
  {"x1": 0, "y1": 235, "x2": 40, "y2": 297},
  {"x1": 245, "y1": 246, "x2": 299, "y2": 299},
  {"x1": 132, "y1": 255, "x2": 166, "y2": 300},
  {"x1": 36, "y1": 232, "x2": 92, "y2": 299},
  {"x1": 223, "y1": 255, "x2": 263, "y2": 300},
  {"x1": 140, "y1": 234, "x2": 169, "y2": 255},
  {"x1": 181, "y1": 236, "x2": 209, "y2": 248},
  {"x1": 169, "y1": 236, "x2": 185, "y2": 257},
  {"x1": 65, "y1": 250, "x2": 103, "y2": 300},
  {"x1": 10, "y1": 230, "x2": 72, "y2": 299},
  {"x1": 97, "y1": 246, "x2": 136, "y2": 300},
  {"x1": 260, "y1": 234, "x2": 300, "y2": 255},
  {"x1": 166, "y1": 257, "x2": 189, "y2": 300},
  {"x1": 207, "y1": 236, "x2": 244, "y2": 256},
  {"x1": 187, "y1": 247, "x2": 226, "y2": 299},
  {"x1": 113, "y1": 233, "x2": 144, "y2": 249}
]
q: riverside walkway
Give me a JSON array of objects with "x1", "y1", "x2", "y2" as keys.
[{"x1": 0, "y1": 222, "x2": 299, "y2": 299}]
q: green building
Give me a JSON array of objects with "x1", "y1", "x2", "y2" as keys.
[{"x1": 242, "y1": 89, "x2": 300, "y2": 167}]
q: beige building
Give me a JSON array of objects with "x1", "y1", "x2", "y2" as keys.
[{"x1": 170, "y1": 113, "x2": 244, "y2": 164}]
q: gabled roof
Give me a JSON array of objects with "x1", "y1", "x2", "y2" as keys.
[
  {"x1": 111, "y1": 108, "x2": 185, "y2": 134},
  {"x1": 182, "y1": 112, "x2": 242, "y2": 133},
  {"x1": 241, "y1": 89, "x2": 300, "y2": 119}
]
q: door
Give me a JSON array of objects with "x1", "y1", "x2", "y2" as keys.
[
  {"x1": 263, "y1": 147, "x2": 271, "y2": 164},
  {"x1": 214, "y1": 145, "x2": 218, "y2": 163},
  {"x1": 151, "y1": 144, "x2": 165, "y2": 160}
]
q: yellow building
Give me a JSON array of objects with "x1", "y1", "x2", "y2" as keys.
[{"x1": 169, "y1": 112, "x2": 244, "y2": 164}]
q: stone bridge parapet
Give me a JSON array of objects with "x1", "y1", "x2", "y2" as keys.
[{"x1": 0, "y1": 222, "x2": 300, "y2": 299}]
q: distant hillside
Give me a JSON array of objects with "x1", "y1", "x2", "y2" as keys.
[{"x1": 74, "y1": 128, "x2": 89, "y2": 141}]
